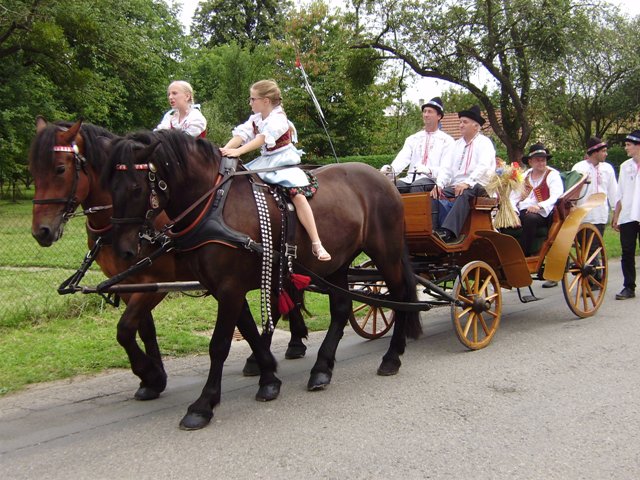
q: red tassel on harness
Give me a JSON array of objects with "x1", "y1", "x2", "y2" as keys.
[
  {"x1": 290, "y1": 273, "x2": 311, "y2": 290},
  {"x1": 278, "y1": 290, "x2": 295, "y2": 314}
]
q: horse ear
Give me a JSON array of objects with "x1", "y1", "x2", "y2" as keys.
[
  {"x1": 60, "y1": 119, "x2": 83, "y2": 144},
  {"x1": 135, "y1": 141, "x2": 159, "y2": 163},
  {"x1": 36, "y1": 116, "x2": 48, "y2": 133}
]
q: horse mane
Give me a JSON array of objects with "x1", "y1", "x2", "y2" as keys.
[
  {"x1": 29, "y1": 121, "x2": 116, "y2": 175},
  {"x1": 103, "y1": 129, "x2": 221, "y2": 188}
]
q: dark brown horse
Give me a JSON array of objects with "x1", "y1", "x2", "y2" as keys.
[
  {"x1": 103, "y1": 129, "x2": 422, "y2": 430},
  {"x1": 29, "y1": 119, "x2": 300, "y2": 404}
]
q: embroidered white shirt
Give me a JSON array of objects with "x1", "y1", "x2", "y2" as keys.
[
  {"x1": 390, "y1": 129, "x2": 454, "y2": 184},
  {"x1": 572, "y1": 160, "x2": 618, "y2": 225},
  {"x1": 616, "y1": 158, "x2": 640, "y2": 224},
  {"x1": 155, "y1": 105, "x2": 207, "y2": 137}
]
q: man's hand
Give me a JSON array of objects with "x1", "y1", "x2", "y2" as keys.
[
  {"x1": 526, "y1": 205, "x2": 542, "y2": 214},
  {"x1": 380, "y1": 165, "x2": 393, "y2": 174},
  {"x1": 612, "y1": 216, "x2": 620, "y2": 232},
  {"x1": 415, "y1": 164, "x2": 431, "y2": 175},
  {"x1": 454, "y1": 182, "x2": 470, "y2": 196}
]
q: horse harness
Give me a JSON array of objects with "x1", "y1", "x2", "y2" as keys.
[{"x1": 108, "y1": 157, "x2": 299, "y2": 333}]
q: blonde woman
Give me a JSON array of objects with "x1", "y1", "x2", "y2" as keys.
[
  {"x1": 155, "y1": 80, "x2": 207, "y2": 137},
  {"x1": 220, "y1": 79, "x2": 331, "y2": 261}
]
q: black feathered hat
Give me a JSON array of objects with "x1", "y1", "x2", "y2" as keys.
[
  {"x1": 458, "y1": 105, "x2": 485, "y2": 126},
  {"x1": 421, "y1": 97, "x2": 444, "y2": 117},
  {"x1": 522, "y1": 143, "x2": 552, "y2": 165}
]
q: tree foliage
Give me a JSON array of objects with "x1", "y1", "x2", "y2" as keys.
[
  {"x1": 535, "y1": 8, "x2": 640, "y2": 146},
  {"x1": 187, "y1": 1, "x2": 402, "y2": 159},
  {"x1": 190, "y1": 0, "x2": 291, "y2": 49},
  {"x1": 0, "y1": 0, "x2": 186, "y2": 198},
  {"x1": 352, "y1": 0, "x2": 608, "y2": 161}
]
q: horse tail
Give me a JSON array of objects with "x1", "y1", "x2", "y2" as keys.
[
  {"x1": 283, "y1": 288, "x2": 309, "y2": 339},
  {"x1": 400, "y1": 246, "x2": 422, "y2": 339}
]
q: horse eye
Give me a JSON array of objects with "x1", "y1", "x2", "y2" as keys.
[{"x1": 55, "y1": 165, "x2": 66, "y2": 175}]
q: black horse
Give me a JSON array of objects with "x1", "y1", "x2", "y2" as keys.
[{"x1": 103, "y1": 129, "x2": 421, "y2": 429}]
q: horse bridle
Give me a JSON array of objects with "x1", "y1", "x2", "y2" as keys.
[
  {"x1": 111, "y1": 160, "x2": 233, "y2": 244},
  {"x1": 32, "y1": 143, "x2": 92, "y2": 222},
  {"x1": 110, "y1": 162, "x2": 170, "y2": 243}
]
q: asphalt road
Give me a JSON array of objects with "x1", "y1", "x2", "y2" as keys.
[{"x1": 1, "y1": 259, "x2": 639, "y2": 479}]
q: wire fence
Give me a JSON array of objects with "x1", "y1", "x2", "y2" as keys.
[{"x1": 1, "y1": 198, "x2": 109, "y2": 325}]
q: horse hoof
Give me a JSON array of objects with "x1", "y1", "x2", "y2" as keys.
[
  {"x1": 377, "y1": 358, "x2": 401, "y2": 376},
  {"x1": 134, "y1": 386, "x2": 161, "y2": 401},
  {"x1": 285, "y1": 345, "x2": 306, "y2": 359},
  {"x1": 179, "y1": 412, "x2": 213, "y2": 431},
  {"x1": 256, "y1": 382, "x2": 281, "y2": 402},
  {"x1": 307, "y1": 372, "x2": 331, "y2": 391},
  {"x1": 242, "y1": 358, "x2": 260, "y2": 377}
]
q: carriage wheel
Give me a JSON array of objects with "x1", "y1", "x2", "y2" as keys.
[
  {"x1": 451, "y1": 261, "x2": 502, "y2": 350},
  {"x1": 561, "y1": 223, "x2": 607, "y2": 318},
  {"x1": 348, "y1": 260, "x2": 395, "y2": 340}
]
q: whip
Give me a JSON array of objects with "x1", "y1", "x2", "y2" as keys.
[{"x1": 296, "y1": 57, "x2": 339, "y2": 162}]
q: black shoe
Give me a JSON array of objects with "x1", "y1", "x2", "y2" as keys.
[
  {"x1": 435, "y1": 228, "x2": 456, "y2": 243},
  {"x1": 615, "y1": 288, "x2": 635, "y2": 300},
  {"x1": 542, "y1": 280, "x2": 558, "y2": 288}
]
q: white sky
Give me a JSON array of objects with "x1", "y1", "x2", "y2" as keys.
[{"x1": 171, "y1": 0, "x2": 640, "y2": 104}]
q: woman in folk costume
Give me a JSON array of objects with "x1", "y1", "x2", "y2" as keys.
[
  {"x1": 510, "y1": 143, "x2": 564, "y2": 256},
  {"x1": 220, "y1": 79, "x2": 331, "y2": 261},
  {"x1": 155, "y1": 80, "x2": 207, "y2": 138}
]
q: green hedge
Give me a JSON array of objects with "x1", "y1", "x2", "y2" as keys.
[
  {"x1": 306, "y1": 154, "x2": 395, "y2": 169},
  {"x1": 313, "y1": 146, "x2": 628, "y2": 174}
]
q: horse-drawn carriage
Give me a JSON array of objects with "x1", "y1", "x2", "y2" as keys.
[
  {"x1": 348, "y1": 172, "x2": 607, "y2": 349},
  {"x1": 30, "y1": 119, "x2": 607, "y2": 429}
]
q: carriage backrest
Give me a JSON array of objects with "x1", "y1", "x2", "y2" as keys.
[{"x1": 555, "y1": 171, "x2": 587, "y2": 220}]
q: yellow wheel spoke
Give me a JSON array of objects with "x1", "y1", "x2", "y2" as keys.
[
  {"x1": 462, "y1": 312, "x2": 474, "y2": 337},
  {"x1": 456, "y1": 295, "x2": 474, "y2": 306},
  {"x1": 478, "y1": 276, "x2": 492, "y2": 295},
  {"x1": 478, "y1": 314, "x2": 491, "y2": 335}
]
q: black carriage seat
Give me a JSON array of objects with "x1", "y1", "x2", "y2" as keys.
[{"x1": 501, "y1": 171, "x2": 586, "y2": 255}]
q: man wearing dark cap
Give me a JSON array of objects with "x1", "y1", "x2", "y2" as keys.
[
  {"x1": 381, "y1": 97, "x2": 454, "y2": 193},
  {"x1": 611, "y1": 130, "x2": 640, "y2": 300},
  {"x1": 433, "y1": 105, "x2": 496, "y2": 243},
  {"x1": 573, "y1": 136, "x2": 618, "y2": 234},
  {"x1": 510, "y1": 143, "x2": 564, "y2": 259}
]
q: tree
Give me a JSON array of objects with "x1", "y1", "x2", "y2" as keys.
[
  {"x1": 187, "y1": 1, "x2": 400, "y2": 159},
  {"x1": 191, "y1": 0, "x2": 292, "y2": 49},
  {"x1": 185, "y1": 42, "x2": 277, "y2": 145},
  {"x1": 270, "y1": 1, "x2": 399, "y2": 158},
  {"x1": 0, "y1": 0, "x2": 186, "y2": 198},
  {"x1": 536, "y1": 8, "x2": 640, "y2": 146},
  {"x1": 352, "y1": 0, "x2": 597, "y2": 161}
]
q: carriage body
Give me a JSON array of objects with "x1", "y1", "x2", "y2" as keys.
[{"x1": 350, "y1": 172, "x2": 608, "y2": 349}]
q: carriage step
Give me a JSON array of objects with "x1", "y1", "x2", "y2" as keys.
[
  {"x1": 520, "y1": 295, "x2": 539, "y2": 303},
  {"x1": 517, "y1": 286, "x2": 540, "y2": 303}
]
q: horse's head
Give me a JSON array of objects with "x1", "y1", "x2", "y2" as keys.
[
  {"x1": 105, "y1": 129, "x2": 222, "y2": 260},
  {"x1": 101, "y1": 132, "x2": 162, "y2": 260},
  {"x1": 30, "y1": 117, "x2": 89, "y2": 246}
]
